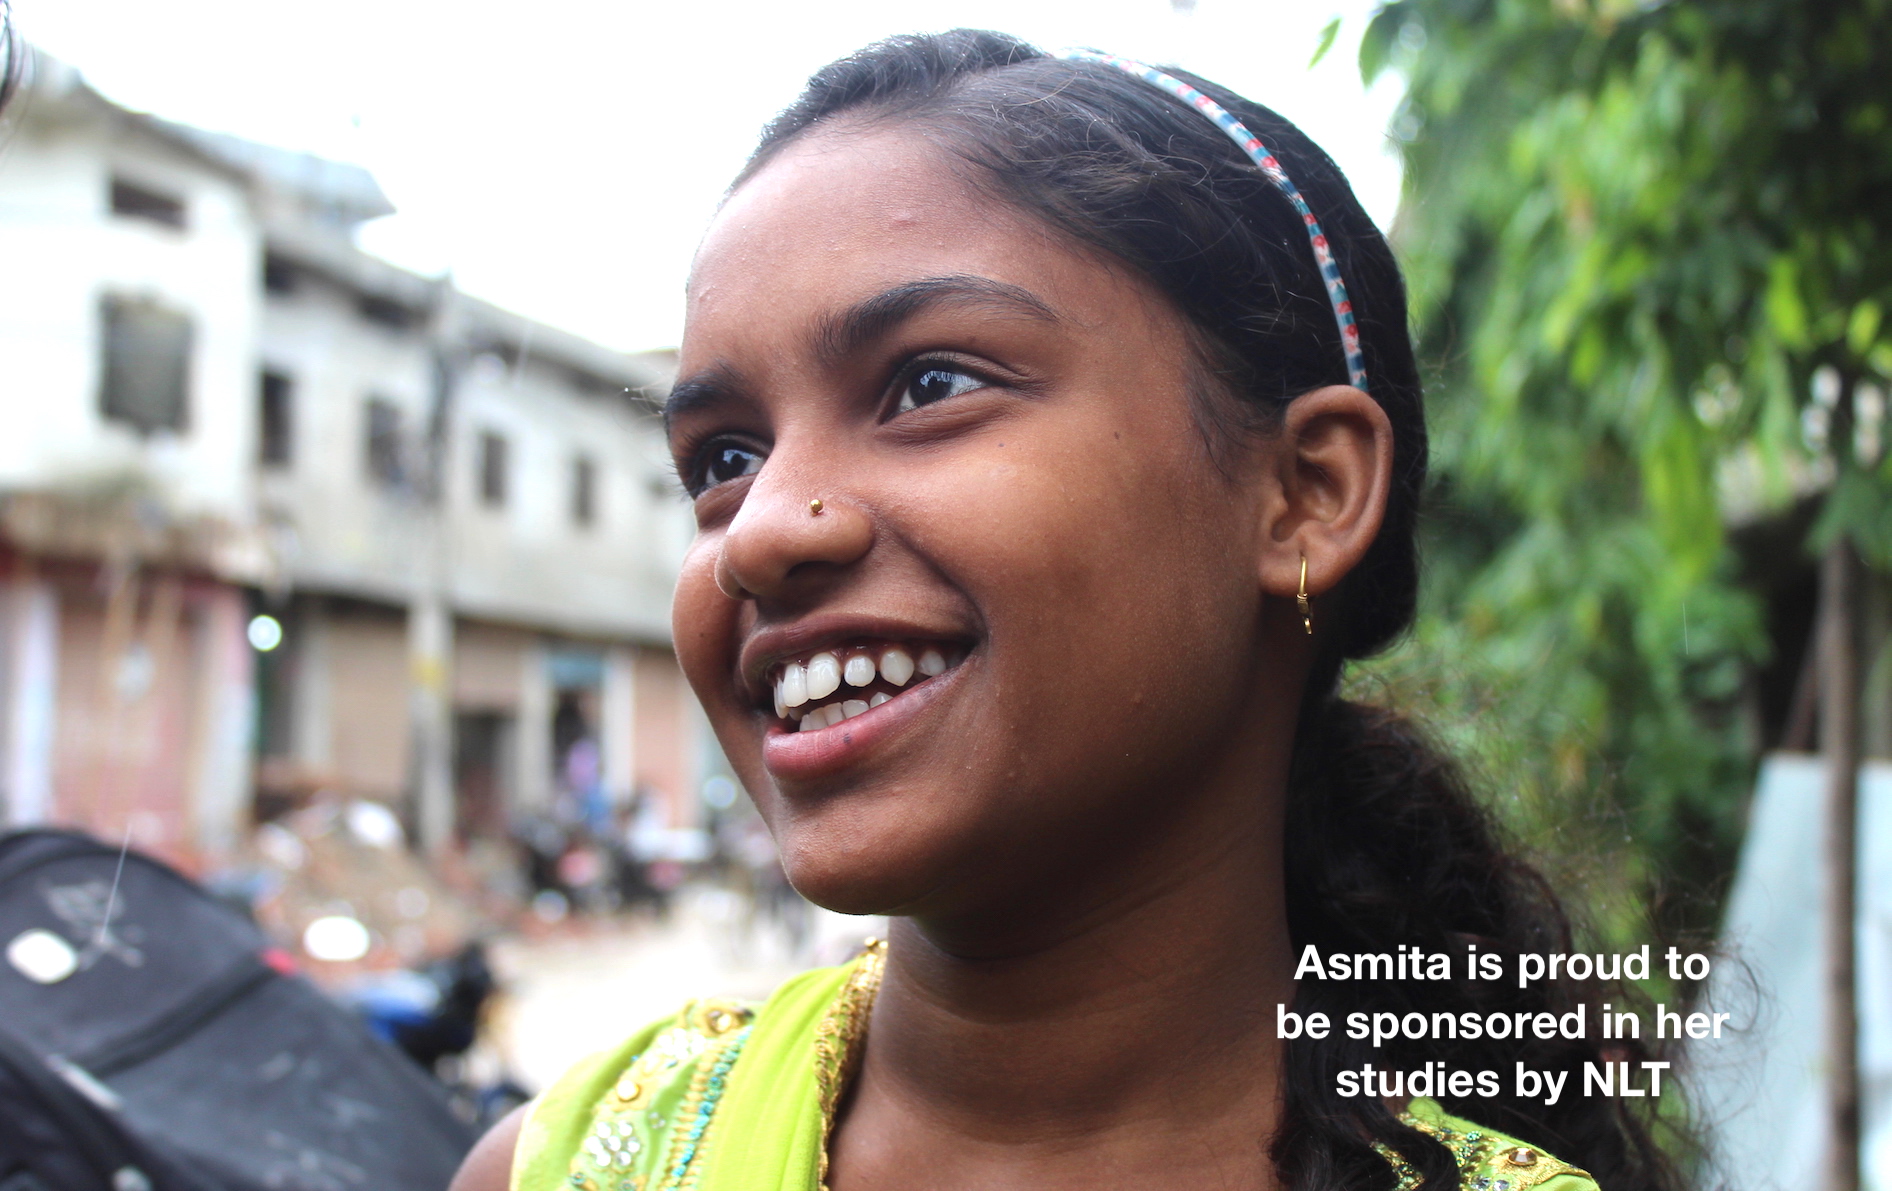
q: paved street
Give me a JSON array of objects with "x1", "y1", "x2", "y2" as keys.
[{"x1": 483, "y1": 887, "x2": 883, "y2": 1094}]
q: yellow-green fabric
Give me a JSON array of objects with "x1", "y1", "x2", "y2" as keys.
[
  {"x1": 511, "y1": 964, "x2": 849, "y2": 1191},
  {"x1": 512, "y1": 956, "x2": 1598, "y2": 1191},
  {"x1": 1396, "y1": 1097, "x2": 1599, "y2": 1191}
]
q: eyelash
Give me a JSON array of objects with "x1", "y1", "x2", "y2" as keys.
[
  {"x1": 890, "y1": 357, "x2": 991, "y2": 415},
  {"x1": 679, "y1": 440, "x2": 764, "y2": 497},
  {"x1": 675, "y1": 357, "x2": 997, "y2": 498}
]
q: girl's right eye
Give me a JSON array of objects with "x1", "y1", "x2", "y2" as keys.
[{"x1": 694, "y1": 442, "x2": 765, "y2": 494}]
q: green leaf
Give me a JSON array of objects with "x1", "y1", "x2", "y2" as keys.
[
  {"x1": 1871, "y1": 342, "x2": 1892, "y2": 379},
  {"x1": 1849, "y1": 300, "x2": 1883, "y2": 359},
  {"x1": 1765, "y1": 257, "x2": 1810, "y2": 349},
  {"x1": 1310, "y1": 16, "x2": 1343, "y2": 69},
  {"x1": 1358, "y1": 2, "x2": 1405, "y2": 82}
]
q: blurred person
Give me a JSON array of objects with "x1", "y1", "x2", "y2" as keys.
[
  {"x1": 553, "y1": 838, "x2": 610, "y2": 915},
  {"x1": 606, "y1": 798, "x2": 663, "y2": 916},
  {"x1": 623, "y1": 786, "x2": 683, "y2": 918},
  {"x1": 455, "y1": 31, "x2": 1679, "y2": 1191},
  {"x1": 561, "y1": 737, "x2": 610, "y2": 838}
]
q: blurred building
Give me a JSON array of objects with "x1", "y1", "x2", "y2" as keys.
[{"x1": 0, "y1": 57, "x2": 702, "y2": 868}]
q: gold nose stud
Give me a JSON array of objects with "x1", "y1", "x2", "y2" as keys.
[{"x1": 809, "y1": 498, "x2": 824, "y2": 515}]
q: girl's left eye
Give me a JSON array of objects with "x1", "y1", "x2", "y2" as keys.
[
  {"x1": 894, "y1": 366, "x2": 985, "y2": 414},
  {"x1": 681, "y1": 441, "x2": 765, "y2": 497}
]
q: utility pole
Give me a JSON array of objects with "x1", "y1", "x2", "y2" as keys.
[
  {"x1": 1823, "y1": 372, "x2": 1862, "y2": 1191},
  {"x1": 408, "y1": 280, "x2": 461, "y2": 855}
]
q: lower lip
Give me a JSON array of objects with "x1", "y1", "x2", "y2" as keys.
[{"x1": 760, "y1": 663, "x2": 963, "y2": 782}]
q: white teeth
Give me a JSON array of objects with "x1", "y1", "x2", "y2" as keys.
[
  {"x1": 878, "y1": 647, "x2": 915, "y2": 687},
  {"x1": 796, "y1": 705, "x2": 847, "y2": 731},
  {"x1": 806, "y1": 652, "x2": 841, "y2": 700},
  {"x1": 775, "y1": 642, "x2": 951, "y2": 720}
]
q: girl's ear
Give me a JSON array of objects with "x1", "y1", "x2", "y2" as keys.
[{"x1": 1255, "y1": 385, "x2": 1394, "y2": 612}]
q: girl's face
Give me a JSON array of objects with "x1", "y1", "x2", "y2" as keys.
[{"x1": 670, "y1": 126, "x2": 1312, "y2": 927}]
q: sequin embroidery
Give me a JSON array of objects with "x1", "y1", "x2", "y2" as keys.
[
  {"x1": 565, "y1": 998, "x2": 755, "y2": 1191},
  {"x1": 1383, "y1": 1114, "x2": 1593, "y2": 1191}
]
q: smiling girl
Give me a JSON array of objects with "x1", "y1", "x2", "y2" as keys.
[{"x1": 455, "y1": 29, "x2": 1678, "y2": 1191}]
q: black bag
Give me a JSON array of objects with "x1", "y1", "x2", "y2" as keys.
[{"x1": 0, "y1": 829, "x2": 476, "y2": 1191}]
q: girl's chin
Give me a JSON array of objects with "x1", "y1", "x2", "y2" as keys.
[
  {"x1": 779, "y1": 860, "x2": 924, "y2": 918},
  {"x1": 773, "y1": 832, "x2": 953, "y2": 919}
]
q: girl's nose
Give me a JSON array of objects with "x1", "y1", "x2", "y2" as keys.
[{"x1": 714, "y1": 477, "x2": 872, "y2": 602}]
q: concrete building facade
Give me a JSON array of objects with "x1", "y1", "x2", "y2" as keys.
[{"x1": 0, "y1": 56, "x2": 700, "y2": 868}]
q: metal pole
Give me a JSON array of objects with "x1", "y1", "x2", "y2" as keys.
[{"x1": 1822, "y1": 373, "x2": 1863, "y2": 1191}]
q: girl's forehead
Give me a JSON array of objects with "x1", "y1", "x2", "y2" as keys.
[
  {"x1": 719, "y1": 124, "x2": 983, "y2": 224},
  {"x1": 683, "y1": 128, "x2": 1122, "y2": 348},
  {"x1": 696, "y1": 131, "x2": 1010, "y2": 281}
]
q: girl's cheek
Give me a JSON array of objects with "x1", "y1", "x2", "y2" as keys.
[{"x1": 671, "y1": 551, "x2": 740, "y2": 702}]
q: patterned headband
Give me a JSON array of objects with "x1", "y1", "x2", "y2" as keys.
[{"x1": 1057, "y1": 50, "x2": 1368, "y2": 393}]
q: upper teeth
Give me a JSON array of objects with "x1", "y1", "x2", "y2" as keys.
[
  {"x1": 771, "y1": 644, "x2": 951, "y2": 723},
  {"x1": 880, "y1": 648, "x2": 915, "y2": 686},
  {"x1": 806, "y1": 653, "x2": 841, "y2": 701}
]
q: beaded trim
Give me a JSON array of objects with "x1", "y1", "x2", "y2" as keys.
[
  {"x1": 566, "y1": 999, "x2": 755, "y2": 1191},
  {"x1": 663, "y1": 1027, "x2": 752, "y2": 1191},
  {"x1": 1385, "y1": 1113, "x2": 1593, "y2": 1191},
  {"x1": 812, "y1": 938, "x2": 888, "y2": 1191}
]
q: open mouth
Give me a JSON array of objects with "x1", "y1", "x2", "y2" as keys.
[{"x1": 765, "y1": 641, "x2": 966, "y2": 732}]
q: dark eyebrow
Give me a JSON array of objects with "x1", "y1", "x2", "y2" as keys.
[
  {"x1": 663, "y1": 277, "x2": 1059, "y2": 428},
  {"x1": 812, "y1": 275, "x2": 1060, "y2": 365},
  {"x1": 663, "y1": 363, "x2": 744, "y2": 430}
]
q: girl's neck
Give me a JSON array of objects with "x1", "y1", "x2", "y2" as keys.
[{"x1": 831, "y1": 772, "x2": 1296, "y2": 1190}]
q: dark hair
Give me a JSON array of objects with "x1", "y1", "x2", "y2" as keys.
[{"x1": 741, "y1": 29, "x2": 1682, "y2": 1191}]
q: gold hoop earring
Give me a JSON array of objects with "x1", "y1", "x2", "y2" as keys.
[
  {"x1": 1297, "y1": 555, "x2": 1313, "y2": 635},
  {"x1": 809, "y1": 498, "x2": 824, "y2": 516}
]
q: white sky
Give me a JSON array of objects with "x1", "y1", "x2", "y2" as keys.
[{"x1": 13, "y1": 0, "x2": 1404, "y2": 354}]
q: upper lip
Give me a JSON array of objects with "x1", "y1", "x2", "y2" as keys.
[{"x1": 738, "y1": 612, "x2": 973, "y2": 703}]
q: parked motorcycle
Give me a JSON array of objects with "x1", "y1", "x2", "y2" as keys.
[{"x1": 0, "y1": 829, "x2": 478, "y2": 1191}]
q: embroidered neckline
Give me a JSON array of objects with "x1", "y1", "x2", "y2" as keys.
[
  {"x1": 811, "y1": 938, "x2": 888, "y2": 1191},
  {"x1": 569, "y1": 1000, "x2": 755, "y2": 1191},
  {"x1": 1384, "y1": 1112, "x2": 1593, "y2": 1191}
]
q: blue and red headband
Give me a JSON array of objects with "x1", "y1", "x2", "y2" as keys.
[{"x1": 1059, "y1": 50, "x2": 1368, "y2": 394}]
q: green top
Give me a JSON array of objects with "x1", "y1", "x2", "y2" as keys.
[{"x1": 512, "y1": 942, "x2": 1598, "y2": 1191}]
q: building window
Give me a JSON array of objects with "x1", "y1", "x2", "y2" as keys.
[
  {"x1": 259, "y1": 371, "x2": 293, "y2": 466},
  {"x1": 262, "y1": 254, "x2": 298, "y2": 295},
  {"x1": 99, "y1": 295, "x2": 192, "y2": 434},
  {"x1": 363, "y1": 397, "x2": 406, "y2": 488},
  {"x1": 109, "y1": 177, "x2": 186, "y2": 230},
  {"x1": 565, "y1": 365, "x2": 614, "y2": 397},
  {"x1": 571, "y1": 454, "x2": 597, "y2": 528},
  {"x1": 357, "y1": 294, "x2": 415, "y2": 331},
  {"x1": 478, "y1": 431, "x2": 509, "y2": 507}
]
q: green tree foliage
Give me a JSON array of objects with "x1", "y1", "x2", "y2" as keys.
[{"x1": 1350, "y1": 0, "x2": 1892, "y2": 945}]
